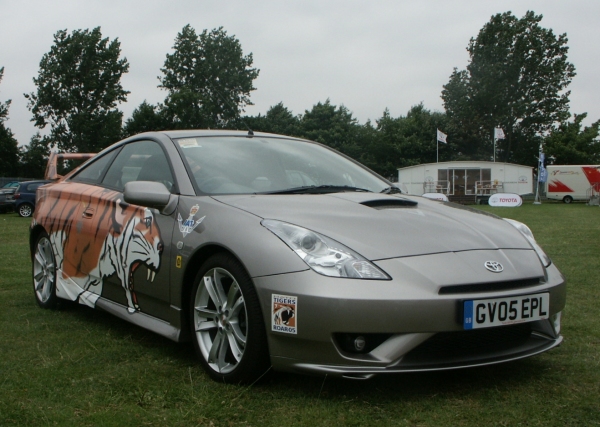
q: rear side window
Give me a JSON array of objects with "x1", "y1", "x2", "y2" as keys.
[
  {"x1": 26, "y1": 183, "x2": 45, "y2": 192},
  {"x1": 71, "y1": 150, "x2": 119, "y2": 184}
]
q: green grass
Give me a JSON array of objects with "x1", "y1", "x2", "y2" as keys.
[{"x1": 1, "y1": 203, "x2": 599, "y2": 426}]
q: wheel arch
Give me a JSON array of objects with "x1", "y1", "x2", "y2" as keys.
[{"x1": 29, "y1": 224, "x2": 47, "y2": 260}]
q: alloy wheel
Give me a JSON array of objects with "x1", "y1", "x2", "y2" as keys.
[
  {"x1": 193, "y1": 267, "x2": 248, "y2": 374},
  {"x1": 33, "y1": 236, "x2": 56, "y2": 304}
]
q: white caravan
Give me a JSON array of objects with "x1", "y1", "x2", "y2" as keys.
[{"x1": 397, "y1": 161, "x2": 533, "y2": 198}]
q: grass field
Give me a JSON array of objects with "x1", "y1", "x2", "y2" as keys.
[{"x1": 1, "y1": 203, "x2": 599, "y2": 426}]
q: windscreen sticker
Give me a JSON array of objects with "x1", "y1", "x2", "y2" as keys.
[
  {"x1": 177, "y1": 138, "x2": 199, "y2": 148},
  {"x1": 272, "y1": 294, "x2": 297, "y2": 334},
  {"x1": 177, "y1": 204, "x2": 205, "y2": 238}
]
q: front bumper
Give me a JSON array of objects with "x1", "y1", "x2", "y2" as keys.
[{"x1": 253, "y1": 250, "x2": 566, "y2": 378}]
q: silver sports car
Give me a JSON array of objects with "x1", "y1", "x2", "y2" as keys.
[{"x1": 30, "y1": 130, "x2": 566, "y2": 383}]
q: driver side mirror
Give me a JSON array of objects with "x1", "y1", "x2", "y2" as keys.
[{"x1": 124, "y1": 181, "x2": 177, "y2": 215}]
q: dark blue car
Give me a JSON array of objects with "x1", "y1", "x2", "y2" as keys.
[{"x1": 14, "y1": 180, "x2": 51, "y2": 217}]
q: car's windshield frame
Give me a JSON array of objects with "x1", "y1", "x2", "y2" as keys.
[{"x1": 173, "y1": 135, "x2": 393, "y2": 196}]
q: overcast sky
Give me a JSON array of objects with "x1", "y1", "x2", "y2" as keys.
[{"x1": 2, "y1": 0, "x2": 599, "y2": 146}]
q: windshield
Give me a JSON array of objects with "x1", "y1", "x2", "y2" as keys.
[{"x1": 176, "y1": 136, "x2": 391, "y2": 195}]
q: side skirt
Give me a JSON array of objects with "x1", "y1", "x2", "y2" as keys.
[{"x1": 95, "y1": 297, "x2": 184, "y2": 342}]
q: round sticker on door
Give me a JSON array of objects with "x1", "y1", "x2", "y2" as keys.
[{"x1": 488, "y1": 193, "x2": 522, "y2": 207}]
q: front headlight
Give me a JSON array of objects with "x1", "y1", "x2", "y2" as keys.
[
  {"x1": 504, "y1": 219, "x2": 551, "y2": 267},
  {"x1": 262, "y1": 219, "x2": 390, "y2": 280}
]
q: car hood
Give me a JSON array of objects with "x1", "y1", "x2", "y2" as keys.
[{"x1": 212, "y1": 193, "x2": 532, "y2": 260}]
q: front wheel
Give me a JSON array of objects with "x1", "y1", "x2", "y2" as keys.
[
  {"x1": 18, "y1": 203, "x2": 34, "y2": 217},
  {"x1": 190, "y1": 253, "x2": 270, "y2": 383},
  {"x1": 33, "y1": 232, "x2": 58, "y2": 309},
  {"x1": 563, "y1": 196, "x2": 573, "y2": 204}
]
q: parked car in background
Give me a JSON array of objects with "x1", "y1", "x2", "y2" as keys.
[
  {"x1": 30, "y1": 130, "x2": 566, "y2": 384},
  {"x1": 14, "y1": 180, "x2": 51, "y2": 217},
  {"x1": 0, "y1": 182, "x2": 21, "y2": 213}
]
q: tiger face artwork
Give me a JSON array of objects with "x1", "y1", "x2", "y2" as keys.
[{"x1": 35, "y1": 184, "x2": 164, "y2": 313}]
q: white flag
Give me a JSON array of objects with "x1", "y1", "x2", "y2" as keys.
[
  {"x1": 494, "y1": 127, "x2": 505, "y2": 139},
  {"x1": 436, "y1": 129, "x2": 447, "y2": 144}
]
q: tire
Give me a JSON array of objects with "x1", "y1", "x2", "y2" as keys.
[
  {"x1": 18, "y1": 203, "x2": 34, "y2": 217},
  {"x1": 190, "y1": 253, "x2": 270, "y2": 384},
  {"x1": 563, "y1": 196, "x2": 573, "y2": 204},
  {"x1": 33, "y1": 232, "x2": 59, "y2": 309}
]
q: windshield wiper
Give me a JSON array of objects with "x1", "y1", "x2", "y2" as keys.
[
  {"x1": 380, "y1": 186, "x2": 403, "y2": 194},
  {"x1": 263, "y1": 185, "x2": 373, "y2": 195}
]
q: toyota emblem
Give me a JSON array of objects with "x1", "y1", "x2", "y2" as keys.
[{"x1": 484, "y1": 261, "x2": 503, "y2": 273}]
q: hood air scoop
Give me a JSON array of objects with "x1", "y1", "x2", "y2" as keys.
[{"x1": 360, "y1": 198, "x2": 418, "y2": 210}]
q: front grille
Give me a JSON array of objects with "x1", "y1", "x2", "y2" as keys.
[
  {"x1": 439, "y1": 278, "x2": 543, "y2": 295},
  {"x1": 401, "y1": 323, "x2": 532, "y2": 363}
]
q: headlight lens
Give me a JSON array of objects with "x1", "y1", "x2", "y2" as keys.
[
  {"x1": 262, "y1": 219, "x2": 390, "y2": 280},
  {"x1": 504, "y1": 219, "x2": 551, "y2": 267}
]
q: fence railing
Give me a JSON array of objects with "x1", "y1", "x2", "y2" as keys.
[
  {"x1": 423, "y1": 180, "x2": 450, "y2": 194},
  {"x1": 475, "y1": 180, "x2": 504, "y2": 195}
]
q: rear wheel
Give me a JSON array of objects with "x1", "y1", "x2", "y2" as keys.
[
  {"x1": 33, "y1": 232, "x2": 58, "y2": 309},
  {"x1": 563, "y1": 196, "x2": 573, "y2": 204},
  {"x1": 18, "y1": 203, "x2": 33, "y2": 217},
  {"x1": 190, "y1": 253, "x2": 270, "y2": 383}
]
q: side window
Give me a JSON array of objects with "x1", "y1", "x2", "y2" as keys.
[
  {"x1": 102, "y1": 140, "x2": 176, "y2": 193},
  {"x1": 70, "y1": 150, "x2": 119, "y2": 184}
]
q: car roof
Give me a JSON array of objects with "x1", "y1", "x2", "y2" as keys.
[{"x1": 132, "y1": 129, "x2": 308, "y2": 141}]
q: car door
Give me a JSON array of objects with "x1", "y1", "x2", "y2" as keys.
[{"x1": 70, "y1": 140, "x2": 177, "y2": 319}]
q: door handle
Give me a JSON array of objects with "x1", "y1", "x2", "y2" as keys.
[{"x1": 82, "y1": 208, "x2": 94, "y2": 218}]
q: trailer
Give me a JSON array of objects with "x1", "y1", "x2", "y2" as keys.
[
  {"x1": 546, "y1": 165, "x2": 600, "y2": 204},
  {"x1": 397, "y1": 161, "x2": 533, "y2": 203}
]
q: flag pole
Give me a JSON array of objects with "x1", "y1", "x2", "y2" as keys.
[
  {"x1": 493, "y1": 127, "x2": 496, "y2": 162},
  {"x1": 533, "y1": 143, "x2": 543, "y2": 205}
]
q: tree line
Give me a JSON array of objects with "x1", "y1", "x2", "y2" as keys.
[{"x1": 1, "y1": 11, "x2": 599, "y2": 181}]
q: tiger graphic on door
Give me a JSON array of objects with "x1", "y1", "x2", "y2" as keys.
[{"x1": 34, "y1": 183, "x2": 163, "y2": 313}]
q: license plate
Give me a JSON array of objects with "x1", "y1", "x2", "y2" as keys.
[{"x1": 463, "y1": 293, "x2": 549, "y2": 330}]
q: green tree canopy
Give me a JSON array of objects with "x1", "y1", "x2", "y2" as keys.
[
  {"x1": 545, "y1": 113, "x2": 600, "y2": 165},
  {"x1": 122, "y1": 100, "x2": 169, "y2": 137},
  {"x1": 19, "y1": 133, "x2": 50, "y2": 179},
  {"x1": 159, "y1": 25, "x2": 259, "y2": 129},
  {"x1": 0, "y1": 67, "x2": 20, "y2": 176},
  {"x1": 374, "y1": 104, "x2": 449, "y2": 176},
  {"x1": 240, "y1": 102, "x2": 300, "y2": 137},
  {"x1": 25, "y1": 27, "x2": 129, "y2": 153},
  {"x1": 442, "y1": 11, "x2": 576, "y2": 165},
  {"x1": 298, "y1": 100, "x2": 359, "y2": 152}
]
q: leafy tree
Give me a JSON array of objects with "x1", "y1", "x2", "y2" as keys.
[
  {"x1": 371, "y1": 105, "x2": 449, "y2": 177},
  {"x1": 545, "y1": 113, "x2": 600, "y2": 164},
  {"x1": 25, "y1": 27, "x2": 129, "y2": 153},
  {"x1": 122, "y1": 101, "x2": 169, "y2": 137},
  {"x1": 19, "y1": 133, "x2": 50, "y2": 179},
  {"x1": 298, "y1": 100, "x2": 359, "y2": 152},
  {"x1": 244, "y1": 102, "x2": 301, "y2": 136},
  {"x1": 159, "y1": 25, "x2": 259, "y2": 129},
  {"x1": 348, "y1": 119, "x2": 398, "y2": 179},
  {"x1": 442, "y1": 11, "x2": 576, "y2": 165},
  {"x1": 0, "y1": 67, "x2": 20, "y2": 176}
]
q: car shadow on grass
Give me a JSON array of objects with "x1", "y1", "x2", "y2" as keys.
[{"x1": 60, "y1": 302, "x2": 565, "y2": 401}]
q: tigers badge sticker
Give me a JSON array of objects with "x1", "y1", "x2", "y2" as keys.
[{"x1": 272, "y1": 294, "x2": 297, "y2": 334}]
